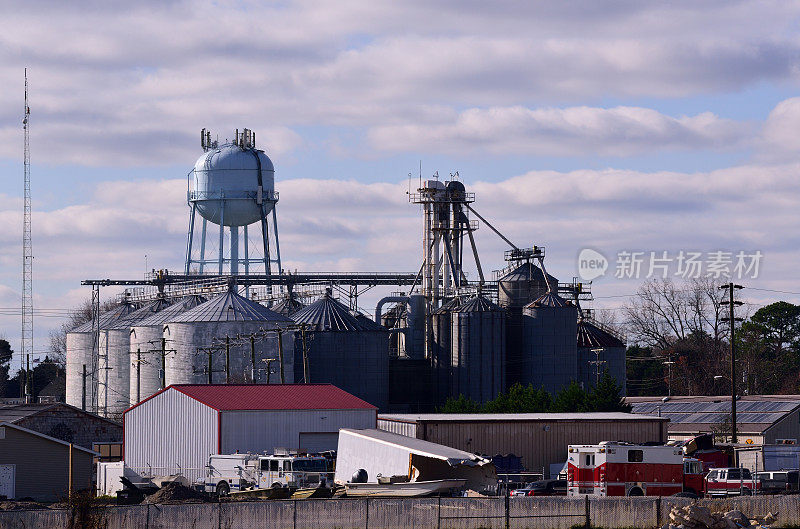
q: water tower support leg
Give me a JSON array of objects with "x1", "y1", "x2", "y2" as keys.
[
  {"x1": 185, "y1": 202, "x2": 197, "y2": 275},
  {"x1": 199, "y1": 218, "x2": 207, "y2": 274},
  {"x1": 272, "y1": 207, "x2": 283, "y2": 292},
  {"x1": 230, "y1": 225, "x2": 239, "y2": 276},
  {"x1": 218, "y1": 200, "x2": 225, "y2": 275}
]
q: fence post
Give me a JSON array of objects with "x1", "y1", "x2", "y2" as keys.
[
  {"x1": 585, "y1": 495, "x2": 591, "y2": 529},
  {"x1": 505, "y1": 492, "x2": 510, "y2": 529},
  {"x1": 657, "y1": 497, "x2": 662, "y2": 527},
  {"x1": 365, "y1": 497, "x2": 370, "y2": 529},
  {"x1": 437, "y1": 495, "x2": 442, "y2": 529},
  {"x1": 145, "y1": 503, "x2": 150, "y2": 529},
  {"x1": 293, "y1": 499, "x2": 297, "y2": 529},
  {"x1": 218, "y1": 499, "x2": 223, "y2": 529}
]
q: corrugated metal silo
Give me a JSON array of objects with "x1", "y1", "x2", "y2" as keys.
[
  {"x1": 499, "y1": 262, "x2": 558, "y2": 389},
  {"x1": 164, "y1": 289, "x2": 295, "y2": 386},
  {"x1": 450, "y1": 295, "x2": 506, "y2": 404},
  {"x1": 577, "y1": 318, "x2": 627, "y2": 394},
  {"x1": 521, "y1": 292, "x2": 578, "y2": 394},
  {"x1": 380, "y1": 303, "x2": 406, "y2": 355},
  {"x1": 292, "y1": 293, "x2": 389, "y2": 410},
  {"x1": 65, "y1": 300, "x2": 139, "y2": 412},
  {"x1": 431, "y1": 297, "x2": 460, "y2": 405},
  {"x1": 498, "y1": 262, "x2": 558, "y2": 309},
  {"x1": 97, "y1": 298, "x2": 172, "y2": 418},
  {"x1": 270, "y1": 295, "x2": 305, "y2": 317},
  {"x1": 129, "y1": 295, "x2": 206, "y2": 405}
]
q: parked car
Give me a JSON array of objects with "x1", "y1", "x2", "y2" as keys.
[
  {"x1": 756, "y1": 470, "x2": 800, "y2": 494},
  {"x1": 510, "y1": 479, "x2": 567, "y2": 497},
  {"x1": 705, "y1": 467, "x2": 758, "y2": 497}
]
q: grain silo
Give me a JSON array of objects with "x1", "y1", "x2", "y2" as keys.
[
  {"x1": 164, "y1": 288, "x2": 295, "y2": 385},
  {"x1": 270, "y1": 294, "x2": 305, "y2": 317},
  {"x1": 450, "y1": 295, "x2": 506, "y2": 404},
  {"x1": 292, "y1": 292, "x2": 389, "y2": 410},
  {"x1": 499, "y1": 261, "x2": 559, "y2": 389},
  {"x1": 431, "y1": 297, "x2": 461, "y2": 405},
  {"x1": 521, "y1": 292, "x2": 578, "y2": 395},
  {"x1": 129, "y1": 295, "x2": 206, "y2": 405},
  {"x1": 577, "y1": 318, "x2": 627, "y2": 394},
  {"x1": 497, "y1": 262, "x2": 558, "y2": 310},
  {"x1": 65, "y1": 300, "x2": 139, "y2": 412},
  {"x1": 97, "y1": 298, "x2": 172, "y2": 418}
]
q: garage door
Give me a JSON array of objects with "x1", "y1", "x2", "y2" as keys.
[
  {"x1": 298, "y1": 432, "x2": 339, "y2": 453},
  {"x1": 0, "y1": 465, "x2": 15, "y2": 500}
]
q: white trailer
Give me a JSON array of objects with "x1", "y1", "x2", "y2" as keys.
[{"x1": 201, "y1": 452, "x2": 331, "y2": 495}]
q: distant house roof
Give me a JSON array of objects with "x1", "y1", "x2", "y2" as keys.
[
  {"x1": 0, "y1": 402, "x2": 119, "y2": 427},
  {"x1": 627, "y1": 395, "x2": 800, "y2": 434},
  {"x1": 0, "y1": 422, "x2": 98, "y2": 455},
  {"x1": 379, "y1": 412, "x2": 665, "y2": 423},
  {"x1": 127, "y1": 384, "x2": 378, "y2": 414},
  {"x1": 38, "y1": 376, "x2": 66, "y2": 398}
]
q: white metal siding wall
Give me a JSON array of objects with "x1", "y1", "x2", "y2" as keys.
[
  {"x1": 124, "y1": 388, "x2": 218, "y2": 482},
  {"x1": 377, "y1": 419, "x2": 418, "y2": 438},
  {"x1": 221, "y1": 409, "x2": 375, "y2": 454}
]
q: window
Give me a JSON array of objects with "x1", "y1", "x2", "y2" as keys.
[
  {"x1": 628, "y1": 450, "x2": 643, "y2": 463},
  {"x1": 728, "y1": 469, "x2": 741, "y2": 480},
  {"x1": 741, "y1": 469, "x2": 752, "y2": 480},
  {"x1": 260, "y1": 460, "x2": 269, "y2": 471},
  {"x1": 92, "y1": 442, "x2": 122, "y2": 464},
  {"x1": 707, "y1": 470, "x2": 718, "y2": 480},
  {"x1": 269, "y1": 460, "x2": 279, "y2": 472}
]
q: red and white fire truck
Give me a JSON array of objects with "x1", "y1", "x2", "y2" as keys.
[{"x1": 567, "y1": 442, "x2": 704, "y2": 497}]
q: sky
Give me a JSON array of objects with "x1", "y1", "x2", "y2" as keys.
[{"x1": 1, "y1": 1, "x2": 800, "y2": 367}]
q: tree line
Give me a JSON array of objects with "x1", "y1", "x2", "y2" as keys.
[
  {"x1": 440, "y1": 371, "x2": 631, "y2": 413},
  {"x1": 624, "y1": 278, "x2": 800, "y2": 396}
]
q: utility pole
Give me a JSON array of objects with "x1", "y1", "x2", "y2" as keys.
[
  {"x1": 277, "y1": 329, "x2": 285, "y2": 384},
  {"x1": 720, "y1": 282, "x2": 744, "y2": 443},
  {"x1": 301, "y1": 325, "x2": 310, "y2": 383},
  {"x1": 21, "y1": 68, "x2": 33, "y2": 404},
  {"x1": 160, "y1": 338, "x2": 167, "y2": 389},
  {"x1": 206, "y1": 348, "x2": 213, "y2": 384},
  {"x1": 81, "y1": 364, "x2": 87, "y2": 411},
  {"x1": 136, "y1": 348, "x2": 141, "y2": 403},
  {"x1": 225, "y1": 336, "x2": 230, "y2": 384},
  {"x1": 250, "y1": 335, "x2": 256, "y2": 383},
  {"x1": 663, "y1": 356, "x2": 675, "y2": 397}
]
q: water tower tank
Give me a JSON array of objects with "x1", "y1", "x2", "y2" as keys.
[{"x1": 190, "y1": 142, "x2": 275, "y2": 227}]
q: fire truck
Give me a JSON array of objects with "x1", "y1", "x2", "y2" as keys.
[{"x1": 567, "y1": 442, "x2": 703, "y2": 497}]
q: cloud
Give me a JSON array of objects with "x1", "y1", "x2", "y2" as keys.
[
  {"x1": 368, "y1": 106, "x2": 751, "y2": 156},
  {"x1": 1, "y1": 1, "x2": 799, "y2": 166}
]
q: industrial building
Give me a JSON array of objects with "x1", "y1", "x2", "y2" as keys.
[
  {"x1": 378, "y1": 413, "x2": 668, "y2": 478},
  {"x1": 123, "y1": 384, "x2": 376, "y2": 482},
  {"x1": 65, "y1": 127, "x2": 626, "y2": 419},
  {"x1": 0, "y1": 402, "x2": 121, "y2": 451},
  {"x1": 628, "y1": 395, "x2": 800, "y2": 444},
  {"x1": 0, "y1": 422, "x2": 97, "y2": 501}
]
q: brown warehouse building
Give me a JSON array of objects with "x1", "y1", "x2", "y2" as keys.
[
  {"x1": 0, "y1": 422, "x2": 97, "y2": 501},
  {"x1": 378, "y1": 413, "x2": 668, "y2": 478}
]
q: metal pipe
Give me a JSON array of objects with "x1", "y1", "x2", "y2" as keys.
[
  {"x1": 375, "y1": 296, "x2": 410, "y2": 323},
  {"x1": 465, "y1": 203, "x2": 519, "y2": 250}
]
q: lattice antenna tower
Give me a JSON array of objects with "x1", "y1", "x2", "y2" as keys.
[{"x1": 22, "y1": 68, "x2": 33, "y2": 402}]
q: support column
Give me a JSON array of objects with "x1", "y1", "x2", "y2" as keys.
[
  {"x1": 185, "y1": 202, "x2": 197, "y2": 275},
  {"x1": 218, "y1": 199, "x2": 225, "y2": 275},
  {"x1": 230, "y1": 225, "x2": 239, "y2": 276},
  {"x1": 199, "y1": 218, "x2": 207, "y2": 274}
]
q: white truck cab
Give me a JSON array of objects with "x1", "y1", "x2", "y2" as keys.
[{"x1": 202, "y1": 451, "x2": 331, "y2": 495}]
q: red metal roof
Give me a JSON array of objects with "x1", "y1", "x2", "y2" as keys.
[{"x1": 132, "y1": 384, "x2": 377, "y2": 412}]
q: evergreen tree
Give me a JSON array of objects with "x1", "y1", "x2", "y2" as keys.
[
  {"x1": 589, "y1": 371, "x2": 632, "y2": 412},
  {"x1": 0, "y1": 339, "x2": 11, "y2": 398},
  {"x1": 440, "y1": 394, "x2": 481, "y2": 413},
  {"x1": 551, "y1": 381, "x2": 589, "y2": 412},
  {"x1": 482, "y1": 383, "x2": 552, "y2": 413}
]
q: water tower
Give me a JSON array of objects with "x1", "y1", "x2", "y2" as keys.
[{"x1": 184, "y1": 128, "x2": 282, "y2": 278}]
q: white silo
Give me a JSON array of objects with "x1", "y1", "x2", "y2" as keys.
[
  {"x1": 164, "y1": 287, "x2": 295, "y2": 385},
  {"x1": 129, "y1": 295, "x2": 206, "y2": 405},
  {"x1": 185, "y1": 128, "x2": 282, "y2": 278},
  {"x1": 65, "y1": 300, "x2": 138, "y2": 413},
  {"x1": 97, "y1": 298, "x2": 172, "y2": 418}
]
